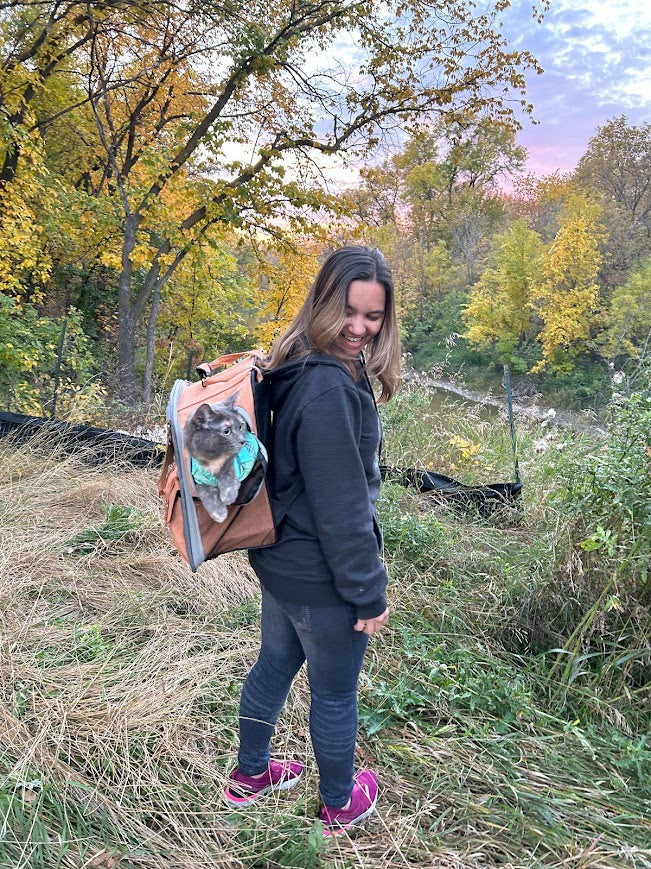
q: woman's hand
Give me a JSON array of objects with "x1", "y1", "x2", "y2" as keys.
[{"x1": 354, "y1": 606, "x2": 389, "y2": 636}]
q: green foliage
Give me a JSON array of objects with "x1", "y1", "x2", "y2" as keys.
[
  {"x1": 463, "y1": 219, "x2": 544, "y2": 364},
  {"x1": 404, "y1": 289, "x2": 493, "y2": 374},
  {"x1": 64, "y1": 502, "x2": 145, "y2": 555},
  {"x1": 35, "y1": 624, "x2": 114, "y2": 667},
  {"x1": 0, "y1": 767, "x2": 119, "y2": 869},
  {"x1": 155, "y1": 238, "x2": 251, "y2": 385},
  {"x1": 608, "y1": 730, "x2": 651, "y2": 783},
  {"x1": 0, "y1": 774, "x2": 65, "y2": 869},
  {"x1": 361, "y1": 623, "x2": 539, "y2": 737},
  {"x1": 563, "y1": 392, "x2": 650, "y2": 562},
  {"x1": 232, "y1": 816, "x2": 327, "y2": 868},
  {"x1": 600, "y1": 257, "x2": 651, "y2": 365},
  {"x1": 381, "y1": 509, "x2": 449, "y2": 570},
  {"x1": 378, "y1": 384, "x2": 435, "y2": 462},
  {"x1": 516, "y1": 391, "x2": 651, "y2": 697},
  {"x1": 0, "y1": 294, "x2": 102, "y2": 416},
  {"x1": 379, "y1": 376, "x2": 519, "y2": 489},
  {"x1": 535, "y1": 356, "x2": 610, "y2": 405},
  {"x1": 378, "y1": 483, "x2": 451, "y2": 570},
  {"x1": 576, "y1": 116, "x2": 651, "y2": 282},
  {"x1": 377, "y1": 376, "x2": 649, "y2": 719}
]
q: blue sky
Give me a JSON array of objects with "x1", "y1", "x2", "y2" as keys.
[{"x1": 503, "y1": 0, "x2": 651, "y2": 175}]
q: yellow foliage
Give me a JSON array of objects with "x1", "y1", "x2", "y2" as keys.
[
  {"x1": 0, "y1": 177, "x2": 53, "y2": 300},
  {"x1": 531, "y1": 194, "x2": 605, "y2": 372},
  {"x1": 157, "y1": 231, "x2": 249, "y2": 366},
  {"x1": 463, "y1": 220, "x2": 543, "y2": 361},
  {"x1": 449, "y1": 434, "x2": 481, "y2": 462},
  {"x1": 252, "y1": 240, "x2": 323, "y2": 348}
]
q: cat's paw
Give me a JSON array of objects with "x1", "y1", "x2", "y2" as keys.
[
  {"x1": 205, "y1": 502, "x2": 228, "y2": 522},
  {"x1": 197, "y1": 488, "x2": 228, "y2": 523},
  {"x1": 220, "y1": 481, "x2": 240, "y2": 505}
]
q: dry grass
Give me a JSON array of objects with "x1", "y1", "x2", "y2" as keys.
[{"x1": 1, "y1": 432, "x2": 649, "y2": 868}]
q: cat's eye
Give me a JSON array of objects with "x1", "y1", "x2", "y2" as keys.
[{"x1": 223, "y1": 426, "x2": 231, "y2": 435}]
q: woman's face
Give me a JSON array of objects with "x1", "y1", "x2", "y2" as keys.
[{"x1": 335, "y1": 279, "x2": 386, "y2": 357}]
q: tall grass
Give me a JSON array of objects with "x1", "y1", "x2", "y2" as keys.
[{"x1": 0, "y1": 392, "x2": 649, "y2": 868}]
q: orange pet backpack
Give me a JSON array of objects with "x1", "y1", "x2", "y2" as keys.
[{"x1": 158, "y1": 351, "x2": 291, "y2": 571}]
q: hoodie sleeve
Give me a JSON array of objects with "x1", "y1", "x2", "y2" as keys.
[{"x1": 294, "y1": 382, "x2": 387, "y2": 620}]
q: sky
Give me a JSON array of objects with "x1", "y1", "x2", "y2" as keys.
[
  {"x1": 227, "y1": 1, "x2": 650, "y2": 189},
  {"x1": 502, "y1": 0, "x2": 651, "y2": 176}
]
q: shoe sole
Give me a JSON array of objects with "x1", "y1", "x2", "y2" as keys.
[{"x1": 223, "y1": 770, "x2": 303, "y2": 808}]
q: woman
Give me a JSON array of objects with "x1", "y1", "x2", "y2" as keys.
[{"x1": 224, "y1": 245, "x2": 401, "y2": 836}]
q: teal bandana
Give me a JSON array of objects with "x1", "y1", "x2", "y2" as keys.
[{"x1": 191, "y1": 430, "x2": 260, "y2": 488}]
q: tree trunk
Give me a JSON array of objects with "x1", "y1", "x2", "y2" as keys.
[
  {"x1": 142, "y1": 281, "x2": 162, "y2": 407},
  {"x1": 117, "y1": 305, "x2": 139, "y2": 406},
  {"x1": 117, "y1": 214, "x2": 141, "y2": 405}
]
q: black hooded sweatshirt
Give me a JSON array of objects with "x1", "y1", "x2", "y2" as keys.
[{"x1": 248, "y1": 353, "x2": 388, "y2": 621}]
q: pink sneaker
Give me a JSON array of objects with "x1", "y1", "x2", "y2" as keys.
[
  {"x1": 223, "y1": 759, "x2": 303, "y2": 807},
  {"x1": 319, "y1": 769, "x2": 378, "y2": 836}
]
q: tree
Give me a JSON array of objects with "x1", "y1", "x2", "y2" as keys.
[
  {"x1": 0, "y1": 1, "x2": 157, "y2": 199},
  {"x1": 1, "y1": 0, "x2": 546, "y2": 405},
  {"x1": 349, "y1": 118, "x2": 523, "y2": 317},
  {"x1": 575, "y1": 116, "x2": 651, "y2": 287},
  {"x1": 531, "y1": 194, "x2": 605, "y2": 372},
  {"x1": 511, "y1": 171, "x2": 575, "y2": 243},
  {"x1": 343, "y1": 163, "x2": 402, "y2": 229},
  {"x1": 0, "y1": 167, "x2": 52, "y2": 300},
  {"x1": 434, "y1": 115, "x2": 527, "y2": 202},
  {"x1": 154, "y1": 234, "x2": 251, "y2": 389},
  {"x1": 463, "y1": 219, "x2": 543, "y2": 366},
  {"x1": 0, "y1": 293, "x2": 102, "y2": 414},
  {"x1": 599, "y1": 258, "x2": 651, "y2": 377}
]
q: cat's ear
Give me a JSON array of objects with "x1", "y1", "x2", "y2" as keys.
[
  {"x1": 192, "y1": 403, "x2": 213, "y2": 425},
  {"x1": 223, "y1": 390, "x2": 240, "y2": 408}
]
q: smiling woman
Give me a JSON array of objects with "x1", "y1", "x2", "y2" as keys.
[
  {"x1": 224, "y1": 245, "x2": 400, "y2": 835},
  {"x1": 268, "y1": 245, "x2": 401, "y2": 401}
]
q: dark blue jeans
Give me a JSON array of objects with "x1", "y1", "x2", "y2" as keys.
[{"x1": 238, "y1": 587, "x2": 369, "y2": 807}]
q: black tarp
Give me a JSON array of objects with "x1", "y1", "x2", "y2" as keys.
[
  {"x1": 0, "y1": 411, "x2": 164, "y2": 467},
  {"x1": 380, "y1": 464, "x2": 522, "y2": 507}
]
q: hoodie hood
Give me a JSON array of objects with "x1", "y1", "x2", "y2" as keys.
[{"x1": 263, "y1": 353, "x2": 359, "y2": 413}]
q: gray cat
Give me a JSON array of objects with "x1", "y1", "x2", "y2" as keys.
[{"x1": 184, "y1": 392, "x2": 247, "y2": 522}]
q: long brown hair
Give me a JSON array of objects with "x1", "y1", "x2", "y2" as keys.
[{"x1": 267, "y1": 245, "x2": 401, "y2": 401}]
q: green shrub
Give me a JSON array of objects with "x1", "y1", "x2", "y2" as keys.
[
  {"x1": 534, "y1": 391, "x2": 651, "y2": 695},
  {"x1": 64, "y1": 502, "x2": 145, "y2": 554},
  {"x1": 378, "y1": 483, "x2": 451, "y2": 570},
  {"x1": 563, "y1": 391, "x2": 650, "y2": 576},
  {"x1": 361, "y1": 623, "x2": 539, "y2": 737}
]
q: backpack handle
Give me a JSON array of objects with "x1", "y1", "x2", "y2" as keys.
[{"x1": 196, "y1": 350, "x2": 266, "y2": 382}]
